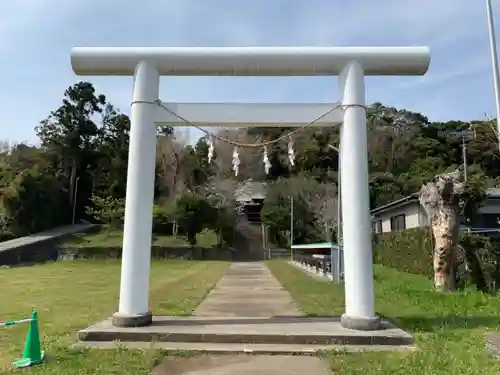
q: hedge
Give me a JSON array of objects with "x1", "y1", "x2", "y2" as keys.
[
  {"x1": 373, "y1": 227, "x2": 500, "y2": 292},
  {"x1": 373, "y1": 228, "x2": 434, "y2": 278}
]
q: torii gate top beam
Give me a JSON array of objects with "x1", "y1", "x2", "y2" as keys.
[{"x1": 70, "y1": 46, "x2": 430, "y2": 76}]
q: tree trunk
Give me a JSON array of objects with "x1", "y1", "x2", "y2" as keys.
[
  {"x1": 430, "y1": 211, "x2": 457, "y2": 291},
  {"x1": 419, "y1": 169, "x2": 464, "y2": 292}
]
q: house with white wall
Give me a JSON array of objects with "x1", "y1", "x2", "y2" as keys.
[{"x1": 371, "y1": 188, "x2": 500, "y2": 234}]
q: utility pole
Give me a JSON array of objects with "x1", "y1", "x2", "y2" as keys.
[
  {"x1": 462, "y1": 135, "x2": 468, "y2": 182},
  {"x1": 457, "y1": 130, "x2": 475, "y2": 182},
  {"x1": 486, "y1": 0, "x2": 500, "y2": 151},
  {"x1": 72, "y1": 176, "x2": 81, "y2": 225},
  {"x1": 439, "y1": 129, "x2": 475, "y2": 181}
]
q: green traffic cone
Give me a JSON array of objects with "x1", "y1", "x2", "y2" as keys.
[{"x1": 12, "y1": 311, "x2": 45, "y2": 368}]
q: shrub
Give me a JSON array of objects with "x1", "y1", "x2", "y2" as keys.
[
  {"x1": 210, "y1": 206, "x2": 237, "y2": 247},
  {"x1": 152, "y1": 204, "x2": 173, "y2": 235},
  {"x1": 461, "y1": 234, "x2": 500, "y2": 292},
  {"x1": 171, "y1": 192, "x2": 216, "y2": 246},
  {"x1": 1, "y1": 167, "x2": 69, "y2": 237}
]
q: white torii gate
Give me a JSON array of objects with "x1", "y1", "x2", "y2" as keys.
[{"x1": 71, "y1": 46, "x2": 430, "y2": 330}]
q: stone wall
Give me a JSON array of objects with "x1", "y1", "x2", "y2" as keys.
[{"x1": 66, "y1": 246, "x2": 235, "y2": 261}]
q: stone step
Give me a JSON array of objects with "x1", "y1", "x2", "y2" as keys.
[
  {"x1": 73, "y1": 340, "x2": 417, "y2": 354},
  {"x1": 77, "y1": 316, "x2": 413, "y2": 347}
]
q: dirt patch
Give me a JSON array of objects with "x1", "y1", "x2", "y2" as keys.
[{"x1": 485, "y1": 332, "x2": 500, "y2": 358}]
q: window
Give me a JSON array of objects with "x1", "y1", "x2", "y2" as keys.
[
  {"x1": 390, "y1": 214, "x2": 406, "y2": 231},
  {"x1": 372, "y1": 220, "x2": 383, "y2": 233}
]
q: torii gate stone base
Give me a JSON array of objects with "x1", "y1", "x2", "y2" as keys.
[{"x1": 71, "y1": 47, "x2": 430, "y2": 338}]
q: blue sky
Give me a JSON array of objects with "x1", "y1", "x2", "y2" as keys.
[{"x1": 1, "y1": 0, "x2": 499, "y2": 145}]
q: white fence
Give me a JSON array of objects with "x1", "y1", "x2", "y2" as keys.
[{"x1": 291, "y1": 250, "x2": 344, "y2": 282}]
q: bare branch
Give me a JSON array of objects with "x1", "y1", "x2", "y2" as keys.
[{"x1": 157, "y1": 135, "x2": 187, "y2": 202}]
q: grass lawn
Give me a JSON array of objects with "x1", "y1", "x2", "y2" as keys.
[
  {"x1": 63, "y1": 227, "x2": 219, "y2": 249},
  {"x1": 0, "y1": 260, "x2": 229, "y2": 374},
  {"x1": 267, "y1": 261, "x2": 500, "y2": 375}
]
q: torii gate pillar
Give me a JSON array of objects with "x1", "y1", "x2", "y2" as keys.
[{"x1": 71, "y1": 46, "x2": 430, "y2": 330}]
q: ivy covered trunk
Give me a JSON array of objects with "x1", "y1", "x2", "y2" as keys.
[{"x1": 419, "y1": 170, "x2": 463, "y2": 292}]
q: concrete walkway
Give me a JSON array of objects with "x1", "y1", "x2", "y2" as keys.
[
  {"x1": 0, "y1": 223, "x2": 95, "y2": 252},
  {"x1": 152, "y1": 262, "x2": 332, "y2": 375},
  {"x1": 194, "y1": 262, "x2": 301, "y2": 317},
  {"x1": 152, "y1": 354, "x2": 331, "y2": 375}
]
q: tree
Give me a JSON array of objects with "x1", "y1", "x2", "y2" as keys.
[
  {"x1": 171, "y1": 192, "x2": 216, "y2": 246},
  {"x1": 310, "y1": 193, "x2": 338, "y2": 242},
  {"x1": 85, "y1": 195, "x2": 125, "y2": 231},
  {"x1": 0, "y1": 143, "x2": 67, "y2": 236},
  {"x1": 368, "y1": 103, "x2": 428, "y2": 173},
  {"x1": 203, "y1": 178, "x2": 238, "y2": 246},
  {"x1": 36, "y1": 82, "x2": 106, "y2": 218},
  {"x1": 261, "y1": 176, "x2": 335, "y2": 247},
  {"x1": 369, "y1": 172, "x2": 404, "y2": 208},
  {"x1": 157, "y1": 135, "x2": 186, "y2": 202},
  {"x1": 92, "y1": 104, "x2": 131, "y2": 198}
]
